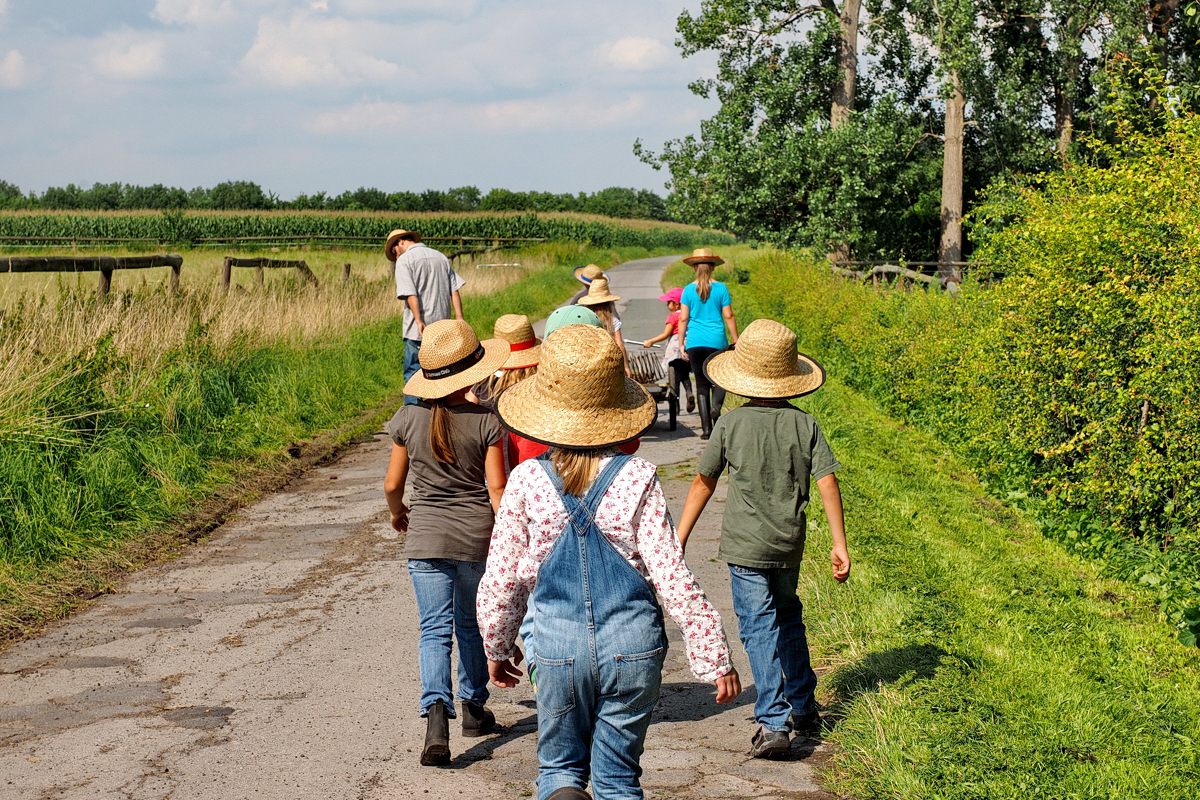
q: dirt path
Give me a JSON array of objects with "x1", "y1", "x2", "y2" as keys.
[{"x1": 0, "y1": 257, "x2": 836, "y2": 799}]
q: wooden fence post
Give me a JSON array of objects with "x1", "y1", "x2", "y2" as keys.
[
  {"x1": 222, "y1": 257, "x2": 232, "y2": 294},
  {"x1": 169, "y1": 263, "x2": 181, "y2": 295},
  {"x1": 98, "y1": 269, "x2": 113, "y2": 296},
  {"x1": 255, "y1": 264, "x2": 264, "y2": 287},
  {"x1": 342, "y1": 263, "x2": 351, "y2": 282},
  {"x1": 295, "y1": 261, "x2": 319, "y2": 288}
]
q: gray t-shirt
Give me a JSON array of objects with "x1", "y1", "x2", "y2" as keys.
[
  {"x1": 394, "y1": 243, "x2": 466, "y2": 341},
  {"x1": 698, "y1": 404, "x2": 840, "y2": 569},
  {"x1": 385, "y1": 402, "x2": 502, "y2": 562}
]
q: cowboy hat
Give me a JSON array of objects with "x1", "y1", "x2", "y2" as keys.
[
  {"x1": 577, "y1": 275, "x2": 621, "y2": 306},
  {"x1": 703, "y1": 318, "x2": 825, "y2": 400},
  {"x1": 497, "y1": 324, "x2": 656, "y2": 449},
  {"x1": 573, "y1": 264, "x2": 609, "y2": 285},
  {"x1": 493, "y1": 314, "x2": 540, "y2": 370},
  {"x1": 403, "y1": 319, "x2": 510, "y2": 399},
  {"x1": 682, "y1": 248, "x2": 725, "y2": 267},
  {"x1": 385, "y1": 229, "x2": 422, "y2": 259}
]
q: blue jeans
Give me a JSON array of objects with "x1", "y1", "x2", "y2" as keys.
[
  {"x1": 728, "y1": 564, "x2": 817, "y2": 732},
  {"x1": 408, "y1": 558, "x2": 490, "y2": 716},
  {"x1": 403, "y1": 337, "x2": 422, "y2": 406}
]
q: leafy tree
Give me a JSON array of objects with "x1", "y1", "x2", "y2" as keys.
[{"x1": 208, "y1": 181, "x2": 271, "y2": 210}]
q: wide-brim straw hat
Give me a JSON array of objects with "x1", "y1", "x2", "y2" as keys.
[
  {"x1": 494, "y1": 313, "x2": 540, "y2": 370},
  {"x1": 403, "y1": 319, "x2": 510, "y2": 399},
  {"x1": 573, "y1": 264, "x2": 609, "y2": 285},
  {"x1": 385, "y1": 229, "x2": 421, "y2": 259},
  {"x1": 577, "y1": 275, "x2": 621, "y2": 306},
  {"x1": 683, "y1": 247, "x2": 725, "y2": 267},
  {"x1": 704, "y1": 318, "x2": 825, "y2": 400},
  {"x1": 497, "y1": 324, "x2": 656, "y2": 449}
]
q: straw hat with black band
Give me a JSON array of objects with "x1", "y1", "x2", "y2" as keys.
[
  {"x1": 403, "y1": 319, "x2": 510, "y2": 399},
  {"x1": 493, "y1": 314, "x2": 540, "y2": 370},
  {"x1": 682, "y1": 247, "x2": 725, "y2": 267},
  {"x1": 577, "y1": 275, "x2": 621, "y2": 306},
  {"x1": 497, "y1": 324, "x2": 656, "y2": 449},
  {"x1": 703, "y1": 318, "x2": 825, "y2": 400},
  {"x1": 385, "y1": 229, "x2": 422, "y2": 260},
  {"x1": 572, "y1": 264, "x2": 609, "y2": 285}
]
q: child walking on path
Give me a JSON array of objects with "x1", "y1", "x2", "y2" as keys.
[
  {"x1": 478, "y1": 323, "x2": 741, "y2": 800},
  {"x1": 676, "y1": 318, "x2": 850, "y2": 759},
  {"x1": 642, "y1": 287, "x2": 695, "y2": 413},
  {"x1": 383, "y1": 319, "x2": 511, "y2": 766},
  {"x1": 677, "y1": 248, "x2": 738, "y2": 439}
]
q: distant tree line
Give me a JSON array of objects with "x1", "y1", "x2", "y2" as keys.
[{"x1": 0, "y1": 180, "x2": 674, "y2": 221}]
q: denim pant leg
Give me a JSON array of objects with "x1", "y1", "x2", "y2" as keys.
[
  {"x1": 769, "y1": 567, "x2": 818, "y2": 716},
  {"x1": 403, "y1": 337, "x2": 422, "y2": 406},
  {"x1": 519, "y1": 604, "x2": 536, "y2": 684},
  {"x1": 536, "y1": 655, "x2": 594, "y2": 800},
  {"x1": 452, "y1": 560, "x2": 490, "y2": 706},
  {"x1": 589, "y1": 649, "x2": 665, "y2": 799},
  {"x1": 408, "y1": 559, "x2": 456, "y2": 716},
  {"x1": 728, "y1": 564, "x2": 792, "y2": 732}
]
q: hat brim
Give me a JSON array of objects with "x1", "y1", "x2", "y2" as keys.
[
  {"x1": 385, "y1": 233, "x2": 403, "y2": 260},
  {"x1": 682, "y1": 255, "x2": 725, "y2": 267},
  {"x1": 496, "y1": 376, "x2": 657, "y2": 450},
  {"x1": 404, "y1": 338, "x2": 511, "y2": 399},
  {"x1": 501, "y1": 341, "x2": 540, "y2": 370},
  {"x1": 573, "y1": 266, "x2": 610, "y2": 285},
  {"x1": 703, "y1": 344, "x2": 826, "y2": 400},
  {"x1": 578, "y1": 292, "x2": 621, "y2": 306}
]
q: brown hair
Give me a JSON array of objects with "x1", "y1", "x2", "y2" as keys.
[
  {"x1": 428, "y1": 399, "x2": 457, "y2": 464},
  {"x1": 553, "y1": 448, "x2": 602, "y2": 496},
  {"x1": 694, "y1": 262, "x2": 714, "y2": 302},
  {"x1": 591, "y1": 302, "x2": 617, "y2": 334},
  {"x1": 483, "y1": 365, "x2": 537, "y2": 399}
]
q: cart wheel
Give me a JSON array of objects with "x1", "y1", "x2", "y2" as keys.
[{"x1": 668, "y1": 393, "x2": 678, "y2": 431}]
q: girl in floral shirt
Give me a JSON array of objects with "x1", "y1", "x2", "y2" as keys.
[{"x1": 478, "y1": 323, "x2": 739, "y2": 800}]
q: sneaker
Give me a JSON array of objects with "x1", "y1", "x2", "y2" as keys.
[
  {"x1": 749, "y1": 726, "x2": 790, "y2": 759},
  {"x1": 791, "y1": 709, "x2": 822, "y2": 738}
]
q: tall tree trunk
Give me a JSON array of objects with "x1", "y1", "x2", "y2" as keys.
[
  {"x1": 939, "y1": 71, "x2": 965, "y2": 286},
  {"x1": 1150, "y1": 0, "x2": 1180, "y2": 72},
  {"x1": 830, "y1": 0, "x2": 861, "y2": 128},
  {"x1": 1054, "y1": 57, "x2": 1077, "y2": 158}
]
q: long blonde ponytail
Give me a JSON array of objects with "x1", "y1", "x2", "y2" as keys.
[
  {"x1": 694, "y1": 262, "x2": 714, "y2": 302},
  {"x1": 553, "y1": 448, "x2": 602, "y2": 496}
]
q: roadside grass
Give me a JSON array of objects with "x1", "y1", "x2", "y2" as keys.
[
  {"x1": 0, "y1": 241, "x2": 657, "y2": 641},
  {"x1": 793, "y1": 380, "x2": 1200, "y2": 798}
]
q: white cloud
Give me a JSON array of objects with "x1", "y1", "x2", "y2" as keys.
[
  {"x1": 93, "y1": 34, "x2": 167, "y2": 81},
  {"x1": 152, "y1": 0, "x2": 236, "y2": 26},
  {"x1": 0, "y1": 49, "x2": 25, "y2": 89},
  {"x1": 605, "y1": 37, "x2": 672, "y2": 71},
  {"x1": 309, "y1": 93, "x2": 649, "y2": 135},
  {"x1": 240, "y1": 14, "x2": 399, "y2": 87}
]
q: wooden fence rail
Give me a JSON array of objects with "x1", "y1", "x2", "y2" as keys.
[
  {"x1": 221, "y1": 257, "x2": 319, "y2": 293},
  {"x1": 0, "y1": 254, "x2": 183, "y2": 295},
  {"x1": 833, "y1": 260, "x2": 1003, "y2": 292}
]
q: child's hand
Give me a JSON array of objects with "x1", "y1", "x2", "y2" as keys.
[
  {"x1": 642, "y1": 339, "x2": 653, "y2": 348},
  {"x1": 831, "y1": 546, "x2": 850, "y2": 583},
  {"x1": 715, "y1": 669, "x2": 742, "y2": 703},
  {"x1": 390, "y1": 504, "x2": 409, "y2": 533},
  {"x1": 488, "y1": 658, "x2": 523, "y2": 689}
]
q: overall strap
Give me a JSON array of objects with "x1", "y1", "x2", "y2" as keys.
[
  {"x1": 535, "y1": 453, "x2": 634, "y2": 535},
  {"x1": 583, "y1": 454, "x2": 633, "y2": 514}
]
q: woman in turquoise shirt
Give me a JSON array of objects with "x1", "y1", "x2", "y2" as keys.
[{"x1": 678, "y1": 248, "x2": 739, "y2": 439}]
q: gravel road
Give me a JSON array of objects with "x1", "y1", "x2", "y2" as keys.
[{"x1": 0, "y1": 256, "x2": 836, "y2": 799}]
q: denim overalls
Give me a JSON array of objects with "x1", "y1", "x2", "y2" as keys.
[{"x1": 532, "y1": 454, "x2": 669, "y2": 800}]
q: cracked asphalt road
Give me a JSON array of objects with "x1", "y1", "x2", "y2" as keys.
[{"x1": 0, "y1": 256, "x2": 837, "y2": 799}]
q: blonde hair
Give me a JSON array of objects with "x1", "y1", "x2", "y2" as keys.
[
  {"x1": 483, "y1": 365, "x2": 537, "y2": 399},
  {"x1": 553, "y1": 448, "x2": 602, "y2": 496},
  {"x1": 693, "y1": 262, "x2": 714, "y2": 302},
  {"x1": 591, "y1": 302, "x2": 617, "y2": 334},
  {"x1": 428, "y1": 399, "x2": 457, "y2": 464}
]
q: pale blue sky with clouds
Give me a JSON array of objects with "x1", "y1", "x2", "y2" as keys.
[{"x1": 0, "y1": 0, "x2": 718, "y2": 197}]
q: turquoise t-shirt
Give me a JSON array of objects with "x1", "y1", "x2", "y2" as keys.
[{"x1": 681, "y1": 281, "x2": 733, "y2": 350}]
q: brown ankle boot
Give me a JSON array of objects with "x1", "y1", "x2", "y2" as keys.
[
  {"x1": 420, "y1": 699, "x2": 451, "y2": 766},
  {"x1": 460, "y1": 701, "x2": 496, "y2": 737}
]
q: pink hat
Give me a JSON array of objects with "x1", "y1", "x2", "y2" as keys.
[{"x1": 658, "y1": 287, "x2": 683, "y2": 304}]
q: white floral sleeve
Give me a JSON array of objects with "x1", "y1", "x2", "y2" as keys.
[{"x1": 477, "y1": 476, "x2": 532, "y2": 662}]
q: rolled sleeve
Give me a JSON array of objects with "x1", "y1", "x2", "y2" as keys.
[{"x1": 395, "y1": 259, "x2": 417, "y2": 299}]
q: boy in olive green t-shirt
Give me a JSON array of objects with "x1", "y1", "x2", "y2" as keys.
[{"x1": 676, "y1": 318, "x2": 850, "y2": 760}]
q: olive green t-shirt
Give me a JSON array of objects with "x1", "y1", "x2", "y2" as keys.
[
  {"x1": 697, "y1": 404, "x2": 840, "y2": 569},
  {"x1": 385, "y1": 402, "x2": 502, "y2": 562}
]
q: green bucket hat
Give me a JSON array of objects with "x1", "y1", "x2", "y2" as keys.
[{"x1": 544, "y1": 305, "x2": 602, "y2": 337}]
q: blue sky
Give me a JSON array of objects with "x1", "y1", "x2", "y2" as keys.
[{"x1": 0, "y1": 1, "x2": 718, "y2": 197}]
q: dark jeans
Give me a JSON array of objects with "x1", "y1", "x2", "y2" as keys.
[
  {"x1": 403, "y1": 338, "x2": 421, "y2": 406},
  {"x1": 686, "y1": 346, "x2": 726, "y2": 416}
]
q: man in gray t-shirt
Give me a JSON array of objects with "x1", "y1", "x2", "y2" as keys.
[{"x1": 390, "y1": 231, "x2": 466, "y2": 405}]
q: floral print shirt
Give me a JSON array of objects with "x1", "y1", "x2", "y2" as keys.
[{"x1": 477, "y1": 455, "x2": 733, "y2": 682}]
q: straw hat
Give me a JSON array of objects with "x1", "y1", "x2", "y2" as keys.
[
  {"x1": 544, "y1": 305, "x2": 602, "y2": 336},
  {"x1": 497, "y1": 324, "x2": 656, "y2": 449},
  {"x1": 494, "y1": 314, "x2": 540, "y2": 370},
  {"x1": 704, "y1": 318, "x2": 825, "y2": 400},
  {"x1": 577, "y1": 275, "x2": 621, "y2": 306},
  {"x1": 385, "y1": 229, "x2": 421, "y2": 260},
  {"x1": 683, "y1": 248, "x2": 724, "y2": 267},
  {"x1": 403, "y1": 319, "x2": 510, "y2": 399},
  {"x1": 573, "y1": 264, "x2": 609, "y2": 285}
]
